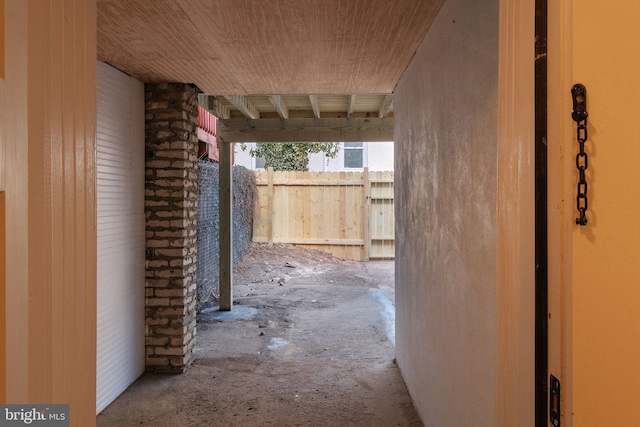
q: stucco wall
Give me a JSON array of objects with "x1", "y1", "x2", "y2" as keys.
[{"x1": 394, "y1": 0, "x2": 499, "y2": 425}]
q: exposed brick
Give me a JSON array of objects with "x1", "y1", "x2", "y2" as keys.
[
  {"x1": 146, "y1": 160, "x2": 171, "y2": 168},
  {"x1": 156, "y1": 229, "x2": 187, "y2": 238},
  {"x1": 156, "y1": 131, "x2": 173, "y2": 140},
  {"x1": 155, "y1": 288, "x2": 186, "y2": 298},
  {"x1": 146, "y1": 337, "x2": 169, "y2": 346},
  {"x1": 146, "y1": 240, "x2": 170, "y2": 248},
  {"x1": 147, "y1": 260, "x2": 169, "y2": 268},
  {"x1": 155, "y1": 347, "x2": 184, "y2": 356},
  {"x1": 153, "y1": 248, "x2": 186, "y2": 258},
  {"x1": 145, "y1": 83, "x2": 199, "y2": 374},
  {"x1": 153, "y1": 327, "x2": 184, "y2": 336},
  {"x1": 156, "y1": 307, "x2": 185, "y2": 316},
  {"x1": 145, "y1": 357, "x2": 169, "y2": 366},
  {"x1": 147, "y1": 220, "x2": 170, "y2": 228},
  {"x1": 157, "y1": 169, "x2": 188, "y2": 178},
  {"x1": 145, "y1": 318, "x2": 169, "y2": 326},
  {"x1": 146, "y1": 200, "x2": 170, "y2": 207},
  {"x1": 147, "y1": 101, "x2": 170, "y2": 110},
  {"x1": 170, "y1": 337, "x2": 184, "y2": 347},
  {"x1": 146, "y1": 278, "x2": 170, "y2": 288},
  {"x1": 146, "y1": 298, "x2": 170, "y2": 307}
]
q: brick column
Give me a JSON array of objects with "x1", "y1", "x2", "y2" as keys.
[{"x1": 144, "y1": 83, "x2": 199, "y2": 373}]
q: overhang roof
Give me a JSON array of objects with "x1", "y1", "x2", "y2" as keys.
[{"x1": 97, "y1": 0, "x2": 444, "y2": 141}]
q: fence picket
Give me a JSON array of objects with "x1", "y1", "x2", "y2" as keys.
[{"x1": 253, "y1": 169, "x2": 394, "y2": 261}]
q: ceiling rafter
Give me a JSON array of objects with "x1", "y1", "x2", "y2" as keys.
[
  {"x1": 199, "y1": 95, "x2": 231, "y2": 120},
  {"x1": 378, "y1": 95, "x2": 393, "y2": 118},
  {"x1": 268, "y1": 95, "x2": 289, "y2": 119},
  {"x1": 308, "y1": 95, "x2": 321, "y2": 119},
  {"x1": 224, "y1": 95, "x2": 260, "y2": 119},
  {"x1": 347, "y1": 95, "x2": 357, "y2": 118}
]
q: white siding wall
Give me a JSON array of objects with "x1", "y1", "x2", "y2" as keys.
[
  {"x1": 235, "y1": 142, "x2": 394, "y2": 171},
  {"x1": 234, "y1": 144, "x2": 254, "y2": 169},
  {"x1": 96, "y1": 61, "x2": 146, "y2": 414},
  {"x1": 367, "y1": 142, "x2": 394, "y2": 171}
]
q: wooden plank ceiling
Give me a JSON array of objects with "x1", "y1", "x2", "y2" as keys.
[{"x1": 97, "y1": 0, "x2": 444, "y2": 142}]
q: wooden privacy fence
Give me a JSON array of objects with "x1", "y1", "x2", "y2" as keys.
[{"x1": 253, "y1": 168, "x2": 394, "y2": 261}]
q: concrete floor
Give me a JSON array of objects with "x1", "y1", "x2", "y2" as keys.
[{"x1": 98, "y1": 244, "x2": 422, "y2": 427}]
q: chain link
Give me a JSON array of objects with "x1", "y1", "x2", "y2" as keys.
[{"x1": 575, "y1": 119, "x2": 588, "y2": 226}]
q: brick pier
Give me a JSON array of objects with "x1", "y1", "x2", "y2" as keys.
[{"x1": 144, "y1": 83, "x2": 200, "y2": 373}]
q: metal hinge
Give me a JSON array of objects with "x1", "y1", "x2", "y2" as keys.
[{"x1": 550, "y1": 375, "x2": 561, "y2": 426}]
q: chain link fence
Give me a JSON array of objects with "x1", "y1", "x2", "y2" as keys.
[{"x1": 197, "y1": 161, "x2": 256, "y2": 308}]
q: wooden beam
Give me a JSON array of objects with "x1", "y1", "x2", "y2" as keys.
[
  {"x1": 217, "y1": 117, "x2": 394, "y2": 142},
  {"x1": 308, "y1": 95, "x2": 320, "y2": 119},
  {"x1": 224, "y1": 95, "x2": 259, "y2": 119},
  {"x1": 268, "y1": 95, "x2": 289, "y2": 119},
  {"x1": 219, "y1": 141, "x2": 233, "y2": 311},
  {"x1": 348, "y1": 94, "x2": 357, "y2": 118},
  {"x1": 378, "y1": 94, "x2": 393, "y2": 118},
  {"x1": 255, "y1": 179, "x2": 364, "y2": 186},
  {"x1": 253, "y1": 237, "x2": 365, "y2": 246}
]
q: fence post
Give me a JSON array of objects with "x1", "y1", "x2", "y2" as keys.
[
  {"x1": 267, "y1": 167, "x2": 274, "y2": 244},
  {"x1": 363, "y1": 167, "x2": 370, "y2": 261}
]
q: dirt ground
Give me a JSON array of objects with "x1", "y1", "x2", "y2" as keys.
[{"x1": 98, "y1": 244, "x2": 422, "y2": 427}]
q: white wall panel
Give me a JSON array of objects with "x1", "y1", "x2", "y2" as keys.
[{"x1": 96, "y1": 61, "x2": 145, "y2": 414}]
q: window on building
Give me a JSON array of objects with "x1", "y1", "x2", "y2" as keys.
[
  {"x1": 255, "y1": 154, "x2": 266, "y2": 169},
  {"x1": 343, "y1": 142, "x2": 364, "y2": 168}
]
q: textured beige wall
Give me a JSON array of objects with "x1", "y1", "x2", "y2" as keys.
[
  {"x1": 2, "y1": 2, "x2": 98, "y2": 425},
  {"x1": 394, "y1": 0, "x2": 536, "y2": 424},
  {"x1": 394, "y1": 0, "x2": 500, "y2": 424}
]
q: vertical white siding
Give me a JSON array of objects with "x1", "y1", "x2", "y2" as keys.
[{"x1": 96, "y1": 61, "x2": 145, "y2": 414}]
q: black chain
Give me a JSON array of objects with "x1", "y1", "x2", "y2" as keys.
[
  {"x1": 571, "y1": 83, "x2": 589, "y2": 226},
  {"x1": 575, "y1": 117, "x2": 588, "y2": 225}
]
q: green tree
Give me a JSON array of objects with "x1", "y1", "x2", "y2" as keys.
[{"x1": 241, "y1": 142, "x2": 340, "y2": 171}]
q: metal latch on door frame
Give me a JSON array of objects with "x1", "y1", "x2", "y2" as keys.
[{"x1": 550, "y1": 375, "x2": 561, "y2": 426}]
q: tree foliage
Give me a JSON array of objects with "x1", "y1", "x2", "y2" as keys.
[{"x1": 241, "y1": 142, "x2": 340, "y2": 171}]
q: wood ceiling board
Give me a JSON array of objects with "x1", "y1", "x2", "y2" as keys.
[
  {"x1": 282, "y1": 96, "x2": 314, "y2": 110},
  {"x1": 318, "y1": 95, "x2": 350, "y2": 112},
  {"x1": 98, "y1": 0, "x2": 444, "y2": 95},
  {"x1": 354, "y1": 95, "x2": 387, "y2": 112},
  {"x1": 97, "y1": 0, "x2": 244, "y2": 93}
]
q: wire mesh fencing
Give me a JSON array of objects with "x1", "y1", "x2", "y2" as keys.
[{"x1": 196, "y1": 161, "x2": 255, "y2": 308}]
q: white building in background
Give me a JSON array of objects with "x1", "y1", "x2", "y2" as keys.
[{"x1": 234, "y1": 142, "x2": 394, "y2": 171}]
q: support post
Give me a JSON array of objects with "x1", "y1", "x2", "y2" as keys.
[
  {"x1": 267, "y1": 167, "x2": 274, "y2": 244},
  {"x1": 363, "y1": 167, "x2": 370, "y2": 261},
  {"x1": 219, "y1": 141, "x2": 233, "y2": 311}
]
